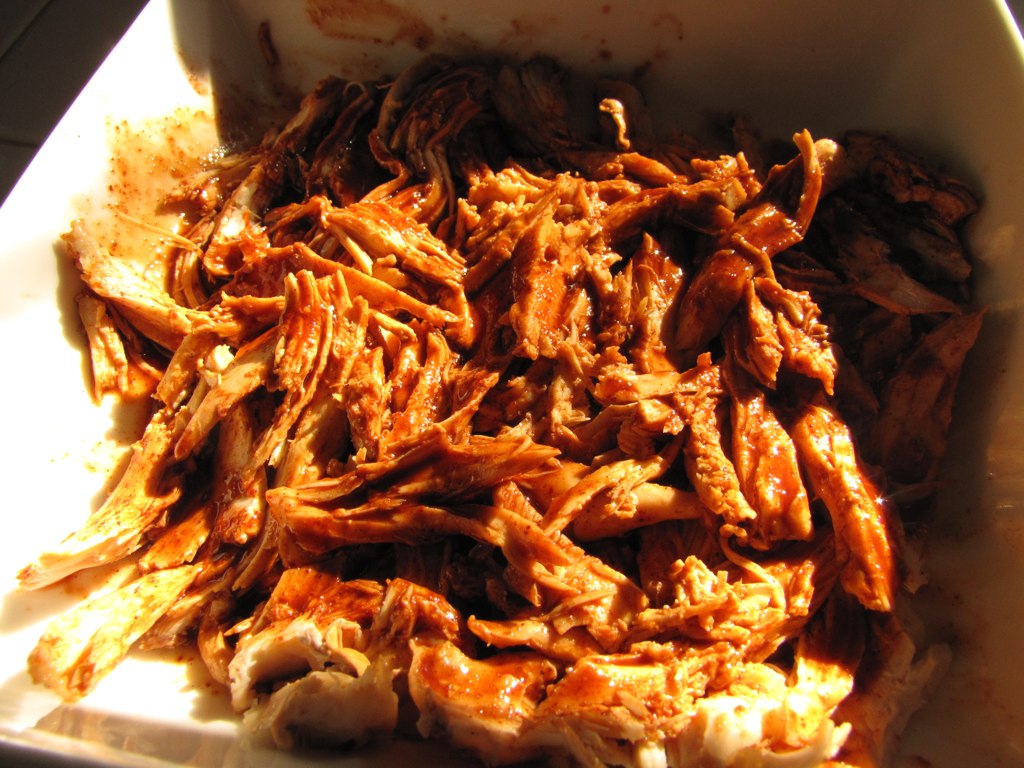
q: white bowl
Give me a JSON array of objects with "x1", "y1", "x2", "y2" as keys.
[{"x1": 2, "y1": 1, "x2": 1024, "y2": 765}]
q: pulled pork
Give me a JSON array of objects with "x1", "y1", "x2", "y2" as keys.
[{"x1": 21, "y1": 55, "x2": 982, "y2": 767}]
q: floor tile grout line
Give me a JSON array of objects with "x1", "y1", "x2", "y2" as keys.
[
  {"x1": 0, "y1": 137, "x2": 41, "y2": 149},
  {"x1": 0, "y1": 0, "x2": 55, "y2": 69}
]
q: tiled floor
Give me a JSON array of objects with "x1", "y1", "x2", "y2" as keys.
[{"x1": 0, "y1": 0, "x2": 148, "y2": 205}]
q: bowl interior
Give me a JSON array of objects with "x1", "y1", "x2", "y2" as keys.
[{"x1": 2, "y1": 1, "x2": 1024, "y2": 765}]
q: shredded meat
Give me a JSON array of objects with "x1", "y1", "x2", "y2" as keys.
[{"x1": 20, "y1": 54, "x2": 982, "y2": 768}]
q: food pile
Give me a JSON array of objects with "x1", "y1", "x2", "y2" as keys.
[{"x1": 20, "y1": 55, "x2": 983, "y2": 767}]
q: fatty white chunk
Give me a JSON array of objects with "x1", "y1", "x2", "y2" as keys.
[
  {"x1": 669, "y1": 690, "x2": 850, "y2": 768},
  {"x1": 228, "y1": 615, "x2": 367, "y2": 711},
  {"x1": 244, "y1": 662, "x2": 398, "y2": 748}
]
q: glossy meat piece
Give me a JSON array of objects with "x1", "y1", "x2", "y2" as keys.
[
  {"x1": 522, "y1": 641, "x2": 740, "y2": 766},
  {"x1": 570, "y1": 481, "x2": 703, "y2": 541},
  {"x1": 325, "y1": 200, "x2": 466, "y2": 289},
  {"x1": 18, "y1": 407, "x2": 186, "y2": 590},
  {"x1": 460, "y1": 165, "x2": 567, "y2": 293},
  {"x1": 269, "y1": 428, "x2": 559, "y2": 515},
  {"x1": 27, "y1": 564, "x2": 199, "y2": 700},
  {"x1": 305, "y1": 80, "x2": 382, "y2": 206},
  {"x1": 136, "y1": 497, "x2": 215, "y2": 574},
  {"x1": 851, "y1": 190, "x2": 973, "y2": 283},
  {"x1": 370, "y1": 57, "x2": 492, "y2": 226},
  {"x1": 725, "y1": 359, "x2": 814, "y2": 549},
  {"x1": 624, "y1": 233, "x2": 687, "y2": 373},
  {"x1": 66, "y1": 220, "x2": 207, "y2": 351},
  {"x1": 627, "y1": 531, "x2": 839, "y2": 654},
  {"x1": 869, "y1": 310, "x2": 984, "y2": 486},
  {"x1": 410, "y1": 641, "x2": 556, "y2": 763},
  {"x1": 673, "y1": 132, "x2": 840, "y2": 360},
  {"x1": 679, "y1": 358, "x2": 759, "y2": 542},
  {"x1": 595, "y1": 79, "x2": 656, "y2": 152},
  {"x1": 172, "y1": 331, "x2": 276, "y2": 460},
  {"x1": 247, "y1": 271, "x2": 341, "y2": 471},
  {"x1": 844, "y1": 130, "x2": 979, "y2": 225},
  {"x1": 726, "y1": 279, "x2": 784, "y2": 388},
  {"x1": 792, "y1": 403, "x2": 900, "y2": 612},
  {"x1": 210, "y1": 404, "x2": 267, "y2": 547},
  {"x1": 203, "y1": 76, "x2": 353, "y2": 275},
  {"x1": 507, "y1": 208, "x2": 589, "y2": 360},
  {"x1": 755, "y1": 275, "x2": 838, "y2": 393},
  {"x1": 815, "y1": 199, "x2": 961, "y2": 315},
  {"x1": 492, "y1": 57, "x2": 577, "y2": 156},
  {"x1": 540, "y1": 438, "x2": 690, "y2": 538},
  {"x1": 76, "y1": 292, "x2": 131, "y2": 401},
  {"x1": 380, "y1": 328, "x2": 454, "y2": 449},
  {"x1": 137, "y1": 557, "x2": 234, "y2": 651},
  {"x1": 596, "y1": 177, "x2": 744, "y2": 244}
]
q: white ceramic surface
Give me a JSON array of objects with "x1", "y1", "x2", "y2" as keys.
[{"x1": 2, "y1": 1, "x2": 1024, "y2": 765}]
